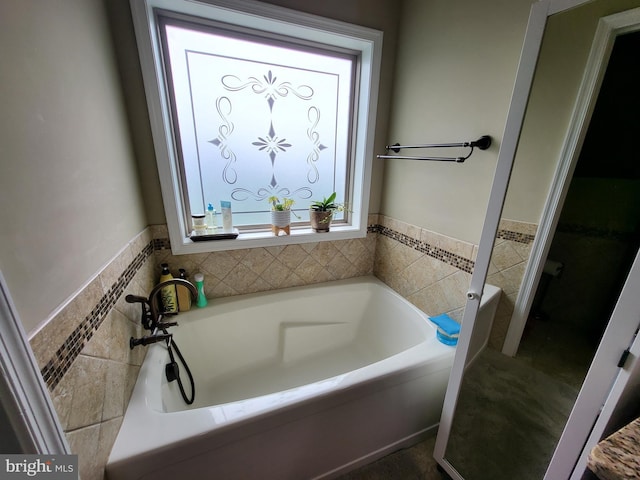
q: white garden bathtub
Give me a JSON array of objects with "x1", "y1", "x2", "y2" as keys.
[{"x1": 107, "y1": 276, "x2": 500, "y2": 480}]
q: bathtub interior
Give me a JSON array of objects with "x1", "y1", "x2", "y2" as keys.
[
  {"x1": 107, "y1": 277, "x2": 503, "y2": 480},
  {"x1": 161, "y1": 278, "x2": 438, "y2": 412}
]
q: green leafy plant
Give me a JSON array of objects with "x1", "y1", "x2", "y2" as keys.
[
  {"x1": 309, "y1": 192, "x2": 349, "y2": 231},
  {"x1": 310, "y1": 192, "x2": 341, "y2": 212},
  {"x1": 268, "y1": 196, "x2": 300, "y2": 218}
]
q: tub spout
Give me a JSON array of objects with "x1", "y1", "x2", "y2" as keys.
[
  {"x1": 124, "y1": 278, "x2": 197, "y2": 334},
  {"x1": 147, "y1": 278, "x2": 198, "y2": 326},
  {"x1": 130, "y1": 332, "x2": 172, "y2": 349}
]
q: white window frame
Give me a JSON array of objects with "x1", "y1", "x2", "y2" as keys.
[{"x1": 130, "y1": 0, "x2": 382, "y2": 254}]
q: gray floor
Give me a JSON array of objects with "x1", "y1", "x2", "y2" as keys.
[
  {"x1": 445, "y1": 347, "x2": 579, "y2": 480},
  {"x1": 516, "y1": 318, "x2": 595, "y2": 390},
  {"x1": 337, "y1": 318, "x2": 593, "y2": 480},
  {"x1": 336, "y1": 435, "x2": 445, "y2": 480}
]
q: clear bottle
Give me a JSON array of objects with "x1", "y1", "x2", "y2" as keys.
[
  {"x1": 159, "y1": 263, "x2": 178, "y2": 314},
  {"x1": 191, "y1": 214, "x2": 206, "y2": 234},
  {"x1": 220, "y1": 200, "x2": 233, "y2": 232},
  {"x1": 206, "y1": 203, "x2": 217, "y2": 231}
]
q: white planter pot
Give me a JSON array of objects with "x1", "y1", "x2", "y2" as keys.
[{"x1": 271, "y1": 210, "x2": 291, "y2": 235}]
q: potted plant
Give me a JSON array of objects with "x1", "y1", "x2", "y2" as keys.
[
  {"x1": 309, "y1": 192, "x2": 344, "y2": 232},
  {"x1": 268, "y1": 196, "x2": 299, "y2": 236}
]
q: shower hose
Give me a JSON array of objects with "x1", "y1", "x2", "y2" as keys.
[{"x1": 163, "y1": 330, "x2": 195, "y2": 405}]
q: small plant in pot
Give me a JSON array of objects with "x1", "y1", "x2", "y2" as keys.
[
  {"x1": 309, "y1": 192, "x2": 344, "y2": 232},
  {"x1": 268, "y1": 196, "x2": 299, "y2": 236}
]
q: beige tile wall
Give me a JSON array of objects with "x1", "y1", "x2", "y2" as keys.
[
  {"x1": 374, "y1": 215, "x2": 476, "y2": 322},
  {"x1": 150, "y1": 220, "x2": 377, "y2": 296},
  {"x1": 27, "y1": 215, "x2": 535, "y2": 480},
  {"x1": 486, "y1": 219, "x2": 537, "y2": 350},
  {"x1": 29, "y1": 230, "x2": 156, "y2": 480},
  {"x1": 373, "y1": 216, "x2": 538, "y2": 351}
]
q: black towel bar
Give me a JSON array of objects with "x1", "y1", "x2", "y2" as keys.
[{"x1": 377, "y1": 135, "x2": 491, "y2": 163}]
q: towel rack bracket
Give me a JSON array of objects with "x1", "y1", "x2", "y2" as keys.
[{"x1": 472, "y1": 135, "x2": 491, "y2": 151}]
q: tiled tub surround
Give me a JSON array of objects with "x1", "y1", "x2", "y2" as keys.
[
  {"x1": 29, "y1": 229, "x2": 157, "y2": 480},
  {"x1": 374, "y1": 216, "x2": 537, "y2": 351},
  {"x1": 25, "y1": 215, "x2": 536, "y2": 480},
  {"x1": 374, "y1": 215, "x2": 477, "y2": 323},
  {"x1": 487, "y1": 219, "x2": 538, "y2": 350},
  {"x1": 27, "y1": 223, "x2": 378, "y2": 480}
]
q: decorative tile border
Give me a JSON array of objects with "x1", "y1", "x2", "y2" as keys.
[
  {"x1": 40, "y1": 242, "x2": 154, "y2": 391},
  {"x1": 371, "y1": 224, "x2": 475, "y2": 274},
  {"x1": 496, "y1": 229, "x2": 535, "y2": 244},
  {"x1": 153, "y1": 237, "x2": 171, "y2": 251},
  {"x1": 496, "y1": 219, "x2": 537, "y2": 245}
]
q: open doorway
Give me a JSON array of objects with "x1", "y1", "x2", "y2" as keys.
[{"x1": 516, "y1": 29, "x2": 640, "y2": 388}]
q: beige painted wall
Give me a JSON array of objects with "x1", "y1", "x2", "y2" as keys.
[
  {"x1": 382, "y1": 0, "x2": 535, "y2": 245},
  {"x1": 503, "y1": 0, "x2": 640, "y2": 222},
  {"x1": 0, "y1": 0, "x2": 146, "y2": 334}
]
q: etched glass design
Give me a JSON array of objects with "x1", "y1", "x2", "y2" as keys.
[{"x1": 163, "y1": 22, "x2": 354, "y2": 226}]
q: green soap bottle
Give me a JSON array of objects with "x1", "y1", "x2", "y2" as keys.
[
  {"x1": 194, "y1": 273, "x2": 207, "y2": 308},
  {"x1": 159, "y1": 263, "x2": 178, "y2": 314}
]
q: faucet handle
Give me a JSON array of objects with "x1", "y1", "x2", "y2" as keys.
[
  {"x1": 125, "y1": 294, "x2": 149, "y2": 304},
  {"x1": 158, "y1": 321, "x2": 178, "y2": 329},
  {"x1": 125, "y1": 294, "x2": 154, "y2": 330}
]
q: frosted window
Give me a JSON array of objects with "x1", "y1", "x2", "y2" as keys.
[{"x1": 162, "y1": 21, "x2": 355, "y2": 227}]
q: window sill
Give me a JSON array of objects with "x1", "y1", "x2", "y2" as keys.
[{"x1": 168, "y1": 224, "x2": 368, "y2": 255}]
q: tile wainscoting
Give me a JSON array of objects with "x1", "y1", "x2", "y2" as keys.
[
  {"x1": 373, "y1": 216, "x2": 537, "y2": 350},
  {"x1": 27, "y1": 215, "x2": 536, "y2": 480},
  {"x1": 374, "y1": 215, "x2": 476, "y2": 323},
  {"x1": 29, "y1": 229, "x2": 157, "y2": 480},
  {"x1": 488, "y1": 219, "x2": 538, "y2": 350},
  {"x1": 149, "y1": 220, "x2": 377, "y2": 298}
]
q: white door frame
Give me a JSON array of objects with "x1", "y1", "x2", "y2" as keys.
[
  {"x1": 502, "y1": 6, "x2": 640, "y2": 357},
  {"x1": 0, "y1": 270, "x2": 69, "y2": 453}
]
